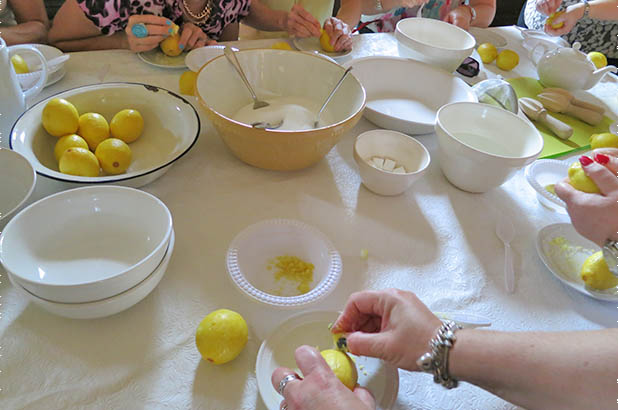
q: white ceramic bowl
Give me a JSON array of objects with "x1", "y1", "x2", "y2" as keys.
[
  {"x1": 185, "y1": 45, "x2": 225, "y2": 72},
  {"x1": 0, "y1": 185, "x2": 173, "y2": 303},
  {"x1": 226, "y1": 219, "x2": 342, "y2": 308},
  {"x1": 7, "y1": 230, "x2": 175, "y2": 319},
  {"x1": 10, "y1": 82, "x2": 200, "y2": 189},
  {"x1": 0, "y1": 149, "x2": 36, "y2": 231},
  {"x1": 395, "y1": 17, "x2": 476, "y2": 73},
  {"x1": 196, "y1": 49, "x2": 365, "y2": 171},
  {"x1": 347, "y1": 56, "x2": 476, "y2": 135},
  {"x1": 354, "y1": 130, "x2": 430, "y2": 196},
  {"x1": 435, "y1": 102, "x2": 544, "y2": 193}
]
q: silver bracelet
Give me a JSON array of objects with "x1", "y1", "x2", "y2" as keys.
[{"x1": 416, "y1": 320, "x2": 462, "y2": 389}]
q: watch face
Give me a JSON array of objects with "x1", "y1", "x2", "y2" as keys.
[{"x1": 602, "y1": 246, "x2": 618, "y2": 277}]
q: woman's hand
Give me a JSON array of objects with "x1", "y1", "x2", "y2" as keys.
[
  {"x1": 332, "y1": 289, "x2": 442, "y2": 371},
  {"x1": 535, "y1": 0, "x2": 561, "y2": 16},
  {"x1": 544, "y1": 4, "x2": 580, "y2": 36},
  {"x1": 445, "y1": 6, "x2": 474, "y2": 31},
  {"x1": 178, "y1": 22, "x2": 217, "y2": 51},
  {"x1": 323, "y1": 17, "x2": 352, "y2": 52},
  {"x1": 125, "y1": 15, "x2": 174, "y2": 52},
  {"x1": 286, "y1": 4, "x2": 321, "y2": 37},
  {"x1": 271, "y1": 346, "x2": 375, "y2": 410},
  {"x1": 555, "y1": 150, "x2": 618, "y2": 247}
]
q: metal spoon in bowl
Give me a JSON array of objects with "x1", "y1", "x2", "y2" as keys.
[
  {"x1": 314, "y1": 66, "x2": 353, "y2": 128},
  {"x1": 223, "y1": 46, "x2": 269, "y2": 110},
  {"x1": 251, "y1": 120, "x2": 283, "y2": 130}
]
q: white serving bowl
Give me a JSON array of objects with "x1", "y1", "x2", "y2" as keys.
[
  {"x1": 435, "y1": 102, "x2": 544, "y2": 193},
  {"x1": 7, "y1": 230, "x2": 175, "y2": 319},
  {"x1": 185, "y1": 45, "x2": 225, "y2": 72},
  {"x1": 196, "y1": 49, "x2": 365, "y2": 171},
  {"x1": 395, "y1": 17, "x2": 476, "y2": 73},
  {"x1": 354, "y1": 130, "x2": 430, "y2": 196},
  {"x1": 347, "y1": 56, "x2": 476, "y2": 135},
  {"x1": 10, "y1": 82, "x2": 200, "y2": 189},
  {"x1": 0, "y1": 149, "x2": 36, "y2": 231},
  {"x1": 226, "y1": 219, "x2": 342, "y2": 308},
  {"x1": 0, "y1": 185, "x2": 173, "y2": 303}
]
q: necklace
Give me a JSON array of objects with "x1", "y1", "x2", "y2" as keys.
[{"x1": 181, "y1": 0, "x2": 212, "y2": 22}]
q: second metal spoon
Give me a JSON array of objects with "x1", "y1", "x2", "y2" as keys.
[
  {"x1": 314, "y1": 66, "x2": 353, "y2": 128},
  {"x1": 224, "y1": 46, "x2": 269, "y2": 110}
]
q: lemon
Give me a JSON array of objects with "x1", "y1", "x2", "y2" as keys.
[
  {"x1": 590, "y1": 132, "x2": 618, "y2": 149},
  {"x1": 95, "y1": 138, "x2": 132, "y2": 175},
  {"x1": 320, "y1": 349, "x2": 358, "y2": 390},
  {"x1": 195, "y1": 309, "x2": 248, "y2": 365},
  {"x1": 568, "y1": 161, "x2": 600, "y2": 193},
  {"x1": 545, "y1": 184, "x2": 556, "y2": 195},
  {"x1": 477, "y1": 43, "x2": 498, "y2": 64},
  {"x1": 179, "y1": 71, "x2": 198, "y2": 96},
  {"x1": 319, "y1": 29, "x2": 335, "y2": 53},
  {"x1": 110, "y1": 109, "x2": 144, "y2": 143},
  {"x1": 54, "y1": 134, "x2": 89, "y2": 162},
  {"x1": 581, "y1": 251, "x2": 618, "y2": 290},
  {"x1": 78, "y1": 113, "x2": 110, "y2": 150},
  {"x1": 496, "y1": 49, "x2": 519, "y2": 71},
  {"x1": 59, "y1": 147, "x2": 100, "y2": 177},
  {"x1": 10, "y1": 54, "x2": 29, "y2": 74},
  {"x1": 271, "y1": 41, "x2": 293, "y2": 50},
  {"x1": 546, "y1": 11, "x2": 565, "y2": 29},
  {"x1": 588, "y1": 52, "x2": 608, "y2": 69},
  {"x1": 42, "y1": 98, "x2": 80, "y2": 137},
  {"x1": 160, "y1": 24, "x2": 182, "y2": 57}
]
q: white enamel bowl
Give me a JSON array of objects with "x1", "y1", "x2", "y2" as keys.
[
  {"x1": 395, "y1": 17, "x2": 476, "y2": 73},
  {"x1": 226, "y1": 219, "x2": 342, "y2": 308},
  {"x1": 10, "y1": 83, "x2": 200, "y2": 189},
  {"x1": 354, "y1": 130, "x2": 430, "y2": 196},
  {"x1": 347, "y1": 56, "x2": 476, "y2": 135},
  {"x1": 0, "y1": 186, "x2": 173, "y2": 303},
  {"x1": 0, "y1": 149, "x2": 36, "y2": 231},
  {"x1": 435, "y1": 102, "x2": 544, "y2": 193},
  {"x1": 196, "y1": 49, "x2": 365, "y2": 171},
  {"x1": 7, "y1": 230, "x2": 175, "y2": 319}
]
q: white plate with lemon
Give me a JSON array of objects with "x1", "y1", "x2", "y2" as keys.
[
  {"x1": 256, "y1": 310, "x2": 399, "y2": 410},
  {"x1": 292, "y1": 37, "x2": 351, "y2": 60},
  {"x1": 138, "y1": 49, "x2": 188, "y2": 68},
  {"x1": 536, "y1": 223, "x2": 618, "y2": 301}
]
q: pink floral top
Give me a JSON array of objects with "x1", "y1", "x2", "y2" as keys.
[{"x1": 77, "y1": 0, "x2": 251, "y2": 41}]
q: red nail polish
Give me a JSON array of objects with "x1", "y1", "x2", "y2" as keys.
[
  {"x1": 594, "y1": 153, "x2": 610, "y2": 165},
  {"x1": 579, "y1": 155, "x2": 593, "y2": 166}
]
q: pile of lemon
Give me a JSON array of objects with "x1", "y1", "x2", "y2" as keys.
[
  {"x1": 42, "y1": 98, "x2": 144, "y2": 177},
  {"x1": 477, "y1": 43, "x2": 519, "y2": 71}
]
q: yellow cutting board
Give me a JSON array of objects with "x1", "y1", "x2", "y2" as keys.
[{"x1": 507, "y1": 77, "x2": 613, "y2": 159}]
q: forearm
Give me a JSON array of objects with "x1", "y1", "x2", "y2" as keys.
[
  {"x1": 51, "y1": 32, "x2": 129, "y2": 52},
  {"x1": 336, "y1": 0, "x2": 362, "y2": 28},
  {"x1": 0, "y1": 21, "x2": 48, "y2": 45},
  {"x1": 244, "y1": 0, "x2": 288, "y2": 31},
  {"x1": 449, "y1": 328, "x2": 618, "y2": 410},
  {"x1": 568, "y1": 0, "x2": 618, "y2": 21}
]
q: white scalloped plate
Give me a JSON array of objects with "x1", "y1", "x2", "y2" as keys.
[
  {"x1": 525, "y1": 159, "x2": 569, "y2": 210},
  {"x1": 536, "y1": 223, "x2": 618, "y2": 301},
  {"x1": 256, "y1": 310, "x2": 399, "y2": 410}
]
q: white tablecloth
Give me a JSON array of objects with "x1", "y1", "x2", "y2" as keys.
[{"x1": 2, "y1": 28, "x2": 617, "y2": 410}]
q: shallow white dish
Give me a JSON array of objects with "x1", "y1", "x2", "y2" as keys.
[
  {"x1": 524, "y1": 159, "x2": 569, "y2": 210},
  {"x1": 226, "y1": 219, "x2": 342, "y2": 308},
  {"x1": 8, "y1": 229, "x2": 175, "y2": 319},
  {"x1": 469, "y1": 27, "x2": 507, "y2": 48},
  {"x1": 536, "y1": 223, "x2": 618, "y2": 301},
  {"x1": 518, "y1": 29, "x2": 570, "y2": 47},
  {"x1": 0, "y1": 148, "x2": 36, "y2": 231},
  {"x1": 185, "y1": 45, "x2": 225, "y2": 72},
  {"x1": 0, "y1": 185, "x2": 173, "y2": 303},
  {"x1": 346, "y1": 56, "x2": 476, "y2": 135},
  {"x1": 292, "y1": 37, "x2": 351, "y2": 60},
  {"x1": 256, "y1": 310, "x2": 399, "y2": 410},
  {"x1": 10, "y1": 82, "x2": 200, "y2": 189},
  {"x1": 11, "y1": 44, "x2": 68, "y2": 89},
  {"x1": 354, "y1": 129, "x2": 431, "y2": 196},
  {"x1": 138, "y1": 49, "x2": 187, "y2": 68}
]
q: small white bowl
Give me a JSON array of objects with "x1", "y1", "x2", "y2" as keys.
[
  {"x1": 0, "y1": 149, "x2": 36, "y2": 231},
  {"x1": 435, "y1": 102, "x2": 544, "y2": 193},
  {"x1": 226, "y1": 219, "x2": 342, "y2": 308},
  {"x1": 0, "y1": 185, "x2": 173, "y2": 303},
  {"x1": 395, "y1": 17, "x2": 476, "y2": 73},
  {"x1": 346, "y1": 56, "x2": 476, "y2": 135},
  {"x1": 354, "y1": 130, "x2": 430, "y2": 196},
  {"x1": 524, "y1": 159, "x2": 569, "y2": 211},
  {"x1": 185, "y1": 45, "x2": 225, "y2": 72},
  {"x1": 10, "y1": 82, "x2": 200, "y2": 189},
  {"x1": 7, "y1": 229, "x2": 175, "y2": 319}
]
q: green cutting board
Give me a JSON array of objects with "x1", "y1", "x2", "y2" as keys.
[{"x1": 507, "y1": 77, "x2": 613, "y2": 159}]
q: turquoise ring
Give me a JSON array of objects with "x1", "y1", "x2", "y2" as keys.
[{"x1": 131, "y1": 23, "x2": 148, "y2": 38}]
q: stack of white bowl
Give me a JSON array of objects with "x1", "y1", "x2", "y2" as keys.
[{"x1": 0, "y1": 185, "x2": 174, "y2": 319}]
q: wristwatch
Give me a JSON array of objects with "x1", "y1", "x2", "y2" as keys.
[
  {"x1": 602, "y1": 239, "x2": 618, "y2": 277},
  {"x1": 463, "y1": 0, "x2": 477, "y2": 21},
  {"x1": 581, "y1": 0, "x2": 590, "y2": 19}
]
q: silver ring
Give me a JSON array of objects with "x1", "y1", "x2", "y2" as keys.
[
  {"x1": 278, "y1": 374, "x2": 299, "y2": 396},
  {"x1": 281, "y1": 404, "x2": 288, "y2": 410}
]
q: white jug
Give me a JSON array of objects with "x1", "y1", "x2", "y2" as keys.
[{"x1": 0, "y1": 37, "x2": 48, "y2": 148}]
